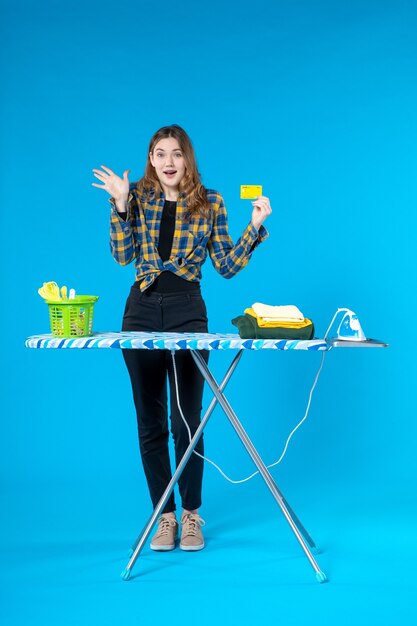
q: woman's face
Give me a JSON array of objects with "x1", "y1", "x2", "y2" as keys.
[{"x1": 149, "y1": 137, "x2": 186, "y2": 193}]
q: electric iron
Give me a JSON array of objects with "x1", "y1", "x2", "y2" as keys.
[
  {"x1": 335, "y1": 308, "x2": 366, "y2": 341},
  {"x1": 325, "y1": 308, "x2": 387, "y2": 348}
]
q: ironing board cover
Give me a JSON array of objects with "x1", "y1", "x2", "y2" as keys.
[{"x1": 25, "y1": 332, "x2": 330, "y2": 351}]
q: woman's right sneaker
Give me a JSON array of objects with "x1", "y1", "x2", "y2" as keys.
[{"x1": 150, "y1": 515, "x2": 179, "y2": 551}]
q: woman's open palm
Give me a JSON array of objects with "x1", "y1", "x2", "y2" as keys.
[{"x1": 92, "y1": 165, "x2": 130, "y2": 201}]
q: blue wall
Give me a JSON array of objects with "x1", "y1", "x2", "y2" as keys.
[{"x1": 1, "y1": 0, "x2": 416, "y2": 623}]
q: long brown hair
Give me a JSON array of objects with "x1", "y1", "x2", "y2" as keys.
[{"x1": 136, "y1": 124, "x2": 212, "y2": 219}]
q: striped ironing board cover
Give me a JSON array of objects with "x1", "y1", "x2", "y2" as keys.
[{"x1": 25, "y1": 332, "x2": 330, "y2": 351}]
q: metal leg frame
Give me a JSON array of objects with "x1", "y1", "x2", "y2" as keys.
[
  {"x1": 121, "y1": 348, "x2": 327, "y2": 584},
  {"x1": 189, "y1": 350, "x2": 327, "y2": 584}
]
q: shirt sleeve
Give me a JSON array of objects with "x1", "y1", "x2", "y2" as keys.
[
  {"x1": 207, "y1": 193, "x2": 269, "y2": 279},
  {"x1": 109, "y1": 192, "x2": 136, "y2": 266}
]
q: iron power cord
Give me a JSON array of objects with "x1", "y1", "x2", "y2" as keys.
[{"x1": 170, "y1": 316, "x2": 335, "y2": 484}]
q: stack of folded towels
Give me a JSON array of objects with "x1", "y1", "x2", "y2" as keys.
[{"x1": 231, "y1": 302, "x2": 315, "y2": 339}]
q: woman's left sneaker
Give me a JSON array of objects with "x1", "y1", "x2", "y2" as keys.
[{"x1": 180, "y1": 513, "x2": 206, "y2": 551}]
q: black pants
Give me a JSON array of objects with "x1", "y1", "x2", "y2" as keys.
[{"x1": 121, "y1": 286, "x2": 209, "y2": 513}]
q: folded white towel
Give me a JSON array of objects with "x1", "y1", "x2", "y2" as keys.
[{"x1": 252, "y1": 303, "x2": 305, "y2": 322}]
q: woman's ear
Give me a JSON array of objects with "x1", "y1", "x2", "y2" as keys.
[{"x1": 149, "y1": 151, "x2": 154, "y2": 167}]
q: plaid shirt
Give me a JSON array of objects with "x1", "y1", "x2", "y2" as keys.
[{"x1": 109, "y1": 184, "x2": 269, "y2": 292}]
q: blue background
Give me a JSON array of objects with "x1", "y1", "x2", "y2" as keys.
[{"x1": 1, "y1": 0, "x2": 417, "y2": 623}]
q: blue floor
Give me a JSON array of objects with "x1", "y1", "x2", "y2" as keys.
[{"x1": 2, "y1": 479, "x2": 416, "y2": 625}]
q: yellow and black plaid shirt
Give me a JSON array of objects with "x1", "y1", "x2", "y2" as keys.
[{"x1": 109, "y1": 185, "x2": 269, "y2": 292}]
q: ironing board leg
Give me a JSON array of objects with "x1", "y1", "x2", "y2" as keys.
[
  {"x1": 279, "y1": 498, "x2": 318, "y2": 552},
  {"x1": 190, "y1": 350, "x2": 327, "y2": 583},
  {"x1": 120, "y1": 349, "x2": 244, "y2": 581}
]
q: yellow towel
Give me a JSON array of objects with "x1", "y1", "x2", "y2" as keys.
[
  {"x1": 251, "y1": 302, "x2": 304, "y2": 322},
  {"x1": 244, "y1": 308, "x2": 313, "y2": 329}
]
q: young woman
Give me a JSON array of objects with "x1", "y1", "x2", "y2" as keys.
[{"x1": 92, "y1": 124, "x2": 271, "y2": 551}]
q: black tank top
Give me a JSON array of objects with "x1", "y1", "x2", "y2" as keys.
[{"x1": 128, "y1": 200, "x2": 200, "y2": 293}]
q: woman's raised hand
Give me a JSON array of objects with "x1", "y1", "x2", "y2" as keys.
[{"x1": 92, "y1": 165, "x2": 130, "y2": 201}]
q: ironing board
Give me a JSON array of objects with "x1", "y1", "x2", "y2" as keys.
[{"x1": 25, "y1": 331, "x2": 387, "y2": 583}]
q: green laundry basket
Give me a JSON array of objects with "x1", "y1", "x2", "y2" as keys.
[{"x1": 45, "y1": 296, "x2": 99, "y2": 338}]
